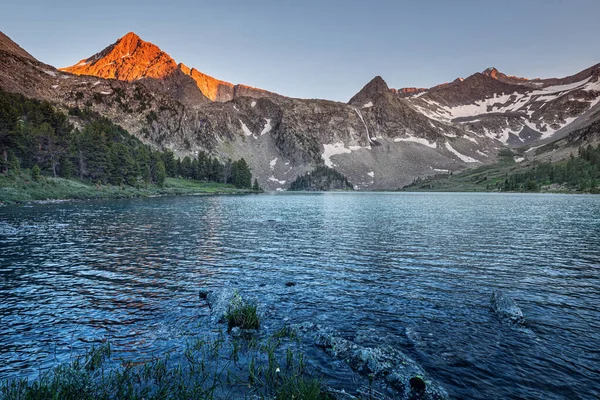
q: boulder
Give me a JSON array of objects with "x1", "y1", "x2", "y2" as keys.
[
  {"x1": 206, "y1": 287, "x2": 235, "y2": 325},
  {"x1": 491, "y1": 290, "x2": 525, "y2": 325},
  {"x1": 291, "y1": 323, "x2": 448, "y2": 400}
]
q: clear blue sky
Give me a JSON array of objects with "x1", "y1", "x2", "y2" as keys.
[{"x1": 2, "y1": 0, "x2": 599, "y2": 101}]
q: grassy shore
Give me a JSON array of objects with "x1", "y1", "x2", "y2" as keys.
[
  {"x1": 0, "y1": 292, "x2": 332, "y2": 400},
  {"x1": 0, "y1": 332, "x2": 332, "y2": 400},
  {"x1": 0, "y1": 172, "x2": 254, "y2": 204}
]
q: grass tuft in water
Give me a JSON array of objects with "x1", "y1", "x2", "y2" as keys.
[
  {"x1": 224, "y1": 291, "x2": 260, "y2": 332},
  {"x1": 0, "y1": 328, "x2": 334, "y2": 400}
]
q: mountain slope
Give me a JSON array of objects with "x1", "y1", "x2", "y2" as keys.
[
  {"x1": 61, "y1": 32, "x2": 178, "y2": 81},
  {"x1": 2, "y1": 30, "x2": 600, "y2": 191},
  {"x1": 0, "y1": 32, "x2": 36, "y2": 61},
  {"x1": 400, "y1": 66, "x2": 600, "y2": 146},
  {"x1": 60, "y1": 32, "x2": 279, "y2": 103}
]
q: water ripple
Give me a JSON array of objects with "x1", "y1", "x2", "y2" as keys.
[{"x1": 0, "y1": 193, "x2": 599, "y2": 399}]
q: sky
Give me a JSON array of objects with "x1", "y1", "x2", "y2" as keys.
[{"x1": 1, "y1": 0, "x2": 600, "y2": 101}]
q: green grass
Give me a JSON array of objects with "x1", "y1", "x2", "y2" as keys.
[
  {"x1": 0, "y1": 330, "x2": 333, "y2": 400},
  {"x1": 274, "y1": 375, "x2": 333, "y2": 400},
  {"x1": 0, "y1": 171, "x2": 252, "y2": 204},
  {"x1": 225, "y1": 292, "x2": 260, "y2": 332},
  {"x1": 402, "y1": 161, "x2": 575, "y2": 193}
]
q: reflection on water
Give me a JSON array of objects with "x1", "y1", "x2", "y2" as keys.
[{"x1": 1, "y1": 193, "x2": 600, "y2": 399}]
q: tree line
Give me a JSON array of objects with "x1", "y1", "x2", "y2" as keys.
[
  {"x1": 0, "y1": 89, "x2": 255, "y2": 189},
  {"x1": 495, "y1": 145, "x2": 600, "y2": 193},
  {"x1": 288, "y1": 165, "x2": 353, "y2": 191}
]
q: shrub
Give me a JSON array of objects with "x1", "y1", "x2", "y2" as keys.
[{"x1": 31, "y1": 165, "x2": 41, "y2": 181}]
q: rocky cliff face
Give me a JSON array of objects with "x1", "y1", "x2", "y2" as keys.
[{"x1": 2, "y1": 30, "x2": 599, "y2": 191}]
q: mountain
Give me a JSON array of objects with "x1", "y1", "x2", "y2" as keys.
[
  {"x1": 399, "y1": 66, "x2": 600, "y2": 146},
  {"x1": 0, "y1": 31, "x2": 36, "y2": 61},
  {"x1": 60, "y1": 32, "x2": 279, "y2": 103},
  {"x1": 481, "y1": 67, "x2": 533, "y2": 86},
  {"x1": 1, "y1": 30, "x2": 599, "y2": 191}
]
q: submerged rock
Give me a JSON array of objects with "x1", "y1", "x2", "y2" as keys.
[
  {"x1": 198, "y1": 290, "x2": 209, "y2": 300},
  {"x1": 491, "y1": 290, "x2": 525, "y2": 325},
  {"x1": 205, "y1": 287, "x2": 235, "y2": 325},
  {"x1": 292, "y1": 323, "x2": 448, "y2": 400}
]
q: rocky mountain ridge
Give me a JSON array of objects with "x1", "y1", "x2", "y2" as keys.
[
  {"x1": 60, "y1": 32, "x2": 278, "y2": 103},
  {"x1": 1, "y1": 31, "x2": 599, "y2": 191},
  {"x1": 398, "y1": 65, "x2": 600, "y2": 146}
]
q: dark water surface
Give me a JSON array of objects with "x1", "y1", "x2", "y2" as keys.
[{"x1": 1, "y1": 193, "x2": 599, "y2": 399}]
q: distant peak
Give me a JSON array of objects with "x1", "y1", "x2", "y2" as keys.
[
  {"x1": 360, "y1": 76, "x2": 391, "y2": 95},
  {"x1": 482, "y1": 67, "x2": 499, "y2": 79},
  {"x1": 481, "y1": 67, "x2": 532, "y2": 84},
  {"x1": 122, "y1": 31, "x2": 140, "y2": 39},
  {"x1": 60, "y1": 31, "x2": 177, "y2": 81},
  {"x1": 368, "y1": 75, "x2": 389, "y2": 89},
  {"x1": 348, "y1": 75, "x2": 391, "y2": 105},
  {"x1": 117, "y1": 32, "x2": 143, "y2": 44}
]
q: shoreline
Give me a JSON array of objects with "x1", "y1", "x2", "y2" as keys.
[{"x1": 0, "y1": 175, "x2": 256, "y2": 206}]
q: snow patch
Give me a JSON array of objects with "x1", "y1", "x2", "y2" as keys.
[
  {"x1": 322, "y1": 143, "x2": 351, "y2": 168},
  {"x1": 260, "y1": 118, "x2": 272, "y2": 136},
  {"x1": 239, "y1": 119, "x2": 253, "y2": 137},
  {"x1": 367, "y1": 171, "x2": 374, "y2": 178},
  {"x1": 434, "y1": 168, "x2": 449, "y2": 173},
  {"x1": 269, "y1": 158, "x2": 277, "y2": 170},
  {"x1": 93, "y1": 81, "x2": 101, "y2": 86},
  {"x1": 526, "y1": 144, "x2": 544, "y2": 153},
  {"x1": 354, "y1": 108, "x2": 374, "y2": 144},
  {"x1": 100, "y1": 91, "x2": 111, "y2": 95},
  {"x1": 393, "y1": 136, "x2": 437, "y2": 148},
  {"x1": 43, "y1": 70, "x2": 56, "y2": 77},
  {"x1": 268, "y1": 176, "x2": 286, "y2": 185},
  {"x1": 583, "y1": 78, "x2": 600, "y2": 92},
  {"x1": 363, "y1": 101, "x2": 373, "y2": 108},
  {"x1": 445, "y1": 143, "x2": 479, "y2": 163},
  {"x1": 514, "y1": 157, "x2": 525, "y2": 163},
  {"x1": 531, "y1": 77, "x2": 592, "y2": 95},
  {"x1": 464, "y1": 136, "x2": 478, "y2": 144},
  {"x1": 251, "y1": 101, "x2": 257, "y2": 108}
]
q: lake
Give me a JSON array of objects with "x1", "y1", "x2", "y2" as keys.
[{"x1": 1, "y1": 193, "x2": 599, "y2": 399}]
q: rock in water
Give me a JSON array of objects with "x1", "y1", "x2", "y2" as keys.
[
  {"x1": 206, "y1": 288, "x2": 235, "y2": 325},
  {"x1": 491, "y1": 290, "x2": 525, "y2": 325},
  {"x1": 292, "y1": 323, "x2": 449, "y2": 399}
]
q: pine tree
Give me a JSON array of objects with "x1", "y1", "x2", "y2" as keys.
[
  {"x1": 155, "y1": 159, "x2": 166, "y2": 187},
  {"x1": 31, "y1": 164, "x2": 41, "y2": 181},
  {"x1": 180, "y1": 156, "x2": 192, "y2": 178}
]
